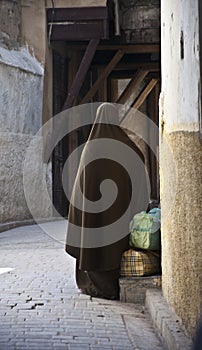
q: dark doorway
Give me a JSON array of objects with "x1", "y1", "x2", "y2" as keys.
[{"x1": 48, "y1": 5, "x2": 160, "y2": 217}]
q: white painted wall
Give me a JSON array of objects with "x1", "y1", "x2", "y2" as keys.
[
  {"x1": 161, "y1": 0, "x2": 200, "y2": 132},
  {"x1": 160, "y1": 0, "x2": 202, "y2": 336}
]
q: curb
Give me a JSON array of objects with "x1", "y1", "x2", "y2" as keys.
[
  {"x1": 0, "y1": 217, "x2": 65, "y2": 233},
  {"x1": 145, "y1": 289, "x2": 193, "y2": 350}
]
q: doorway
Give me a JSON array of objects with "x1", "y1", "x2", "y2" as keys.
[{"x1": 47, "y1": 5, "x2": 160, "y2": 217}]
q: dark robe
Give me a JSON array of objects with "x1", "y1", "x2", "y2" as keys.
[{"x1": 65, "y1": 103, "x2": 148, "y2": 299}]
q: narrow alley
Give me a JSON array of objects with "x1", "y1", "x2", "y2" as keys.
[
  {"x1": 0, "y1": 222, "x2": 166, "y2": 350},
  {"x1": 0, "y1": 1, "x2": 201, "y2": 348}
]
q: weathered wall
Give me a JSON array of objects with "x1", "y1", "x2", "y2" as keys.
[
  {"x1": 120, "y1": 0, "x2": 160, "y2": 43},
  {"x1": 20, "y1": 0, "x2": 46, "y2": 65},
  {"x1": 0, "y1": 47, "x2": 52, "y2": 223},
  {"x1": 0, "y1": 0, "x2": 55, "y2": 225},
  {"x1": 0, "y1": 0, "x2": 20, "y2": 49},
  {"x1": 161, "y1": 0, "x2": 202, "y2": 337}
]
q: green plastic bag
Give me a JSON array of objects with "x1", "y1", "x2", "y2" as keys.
[{"x1": 129, "y1": 208, "x2": 161, "y2": 251}]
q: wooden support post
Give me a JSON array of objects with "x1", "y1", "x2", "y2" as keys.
[
  {"x1": 199, "y1": 0, "x2": 202, "y2": 138},
  {"x1": 81, "y1": 49, "x2": 124, "y2": 104},
  {"x1": 109, "y1": 78, "x2": 119, "y2": 102},
  {"x1": 62, "y1": 39, "x2": 99, "y2": 110},
  {"x1": 116, "y1": 70, "x2": 148, "y2": 104},
  {"x1": 148, "y1": 82, "x2": 160, "y2": 201},
  {"x1": 132, "y1": 78, "x2": 159, "y2": 110}
]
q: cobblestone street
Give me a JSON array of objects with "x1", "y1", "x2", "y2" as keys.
[{"x1": 0, "y1": 222, "x2": 166, "y2": 350}]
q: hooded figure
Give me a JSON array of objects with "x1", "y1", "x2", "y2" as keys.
[{"x1": 65, "y1": 103, "x2": 148, "y2": 299}]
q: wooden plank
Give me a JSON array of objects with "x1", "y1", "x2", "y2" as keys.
[
  {"x1": 147, "y1": 82, "x2": 160, "y2": 201},
  {"x1": 123, "y1": 45, "x2": 159, "y2": 54},
  {"x1": 62, "y1": 39, "x2": 99, "y2": 110},
  {"x1": 47, "y1": 7, "x2": 108, "y2": 22},
  {"x1": 64, "y1": 43, "x2": 160, "y2": 53},
  {"x1": 116, "y1": 70, "x2": 148, "y2": 104},
  {"x1": 81, "y1": 49, "x2": 124, "y2": 104},
  {"x1": 199, "y1": 0, "x2": 202, "y2": 138},
  {"x1": 110, "y1": 70, "x2": 159, "y2": 79},
  {"x1": 91, "y1": 65, "x2": 99, "y2": 101},
  {"x1": 112, "y1": 61, "x2": 160, "y2": 71},
  {"x1": 132, "y1": 78, "x2": 159, "y2": 109},
  {"x1": 49, "y1": 23, "x2": 107, "y2": 41}
]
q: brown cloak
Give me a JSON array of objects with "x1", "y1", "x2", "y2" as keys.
[{"x1": 65, "y1": 103, "x2": 148, "y2": 272}]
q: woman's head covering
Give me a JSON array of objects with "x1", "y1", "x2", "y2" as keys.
[
  {"x1": 88, "y1": 103, "x2": 120, "y2": 141},
  {"x1": 94, "y1": 103, "x2": 119, "y2": 124},
  {"x1": 88, "y1": 102, "x2": 124, "y2": 141}
]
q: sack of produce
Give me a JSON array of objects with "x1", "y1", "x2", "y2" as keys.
[{"x1": 129, "y1": 208, "x2": 161, "y2": 251}]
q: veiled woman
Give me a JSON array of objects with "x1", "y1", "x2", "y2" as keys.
[{"x1": 65, "y1": 103, "x2": 148, "y2": 299}]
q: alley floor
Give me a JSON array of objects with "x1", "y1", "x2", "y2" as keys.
[{"x1": 0, "y1": 221, "x2": 167, "y2": 350}]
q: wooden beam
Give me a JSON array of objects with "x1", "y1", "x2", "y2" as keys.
[
  {"x1": 112, "y1": 61, "x2": 160, "y2": 71},
  {"x1": 62, "y1": 39, "x2": 99, "y2": 110},
  {"x1": 110, "y1": 70, "x2": 160, "y2": 80},
  {"x1": 116, "y1": 70, "x2": 148, "y2": 104},
  {"x1": 81, "y1": 49, "x2": 124, "y2": 104},
  {"x1": 199, "y1": 0, "x2": 202, "y2": 138},
  {"x1": 47, "y1": 7, "x2": 108, "y2": 22},
  {"x1": 49, "y1": 23, "x2": 107, "y2": 41},
  {"x1": 132, "y1": 78, "x2": 159, "y2": 109},
  {"x1": 47, "y1": 7, "x2": 109, "y2": 41},
  {"x1": 64, "y1": 43, "x2": 160, "y2": 53},
  {"x1": 147, "y1": 82, "x2": 160, "y2": 200},
  {"x1": 119, "y1": 45, "x2": 159, "y2": 54}
]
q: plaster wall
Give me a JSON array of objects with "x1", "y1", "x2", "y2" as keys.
[
  {"x1": 161, "y1": 0, "x2": 200, "y2": 132},
  {"x1": 0, "y1": 47, "x2": 52, "y2": 223},
  {"x1": 0, "y1": 0, "x2": 20, "y2": 49},
  {"x1": 161, "y1": 0, "x2": 202, "y2": 337}
]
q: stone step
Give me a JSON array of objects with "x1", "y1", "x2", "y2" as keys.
[{"x1": 119, "y1": 275, "x2": 162, "y2": 304}]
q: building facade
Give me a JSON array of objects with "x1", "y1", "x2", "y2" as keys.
[
  {"x1": 0, "y1": 0, "x2": 201, "y2": 341},
  {"x1": 160, "y1": 0, "x2": 202, "y2": 337}
]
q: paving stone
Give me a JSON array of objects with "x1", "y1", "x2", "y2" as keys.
[{"x1": 0, "y1": 223, "x2": 167, "y2": 349}]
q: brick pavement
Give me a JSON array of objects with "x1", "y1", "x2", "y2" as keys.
[{"x1": 0, "y1": 222, "x2": 167, "y2": 350}]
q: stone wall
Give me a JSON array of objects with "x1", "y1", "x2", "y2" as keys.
[
  {"x1": 0, "y1": 46, "x2": 52, "y2": 223},
  {"x1": 119, "y1": 0, "x2": 160, "y2": 43},
  {"x1": 0, "y1": 0, "x2": 54, "y2": 223},
  {"x1": 161, "y1": 0, "x2": 202, "y2": 338},
  {"x1": 160, "y1": 131, "x2": 202, "y2": 337},
  {"x1": 0, "y1": 0, "x2": 20, "y2": 49}
]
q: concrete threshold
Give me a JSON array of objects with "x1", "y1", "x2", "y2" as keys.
[{"x1": 145, "y1": 289, "x2": 193, "y2": 350}]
